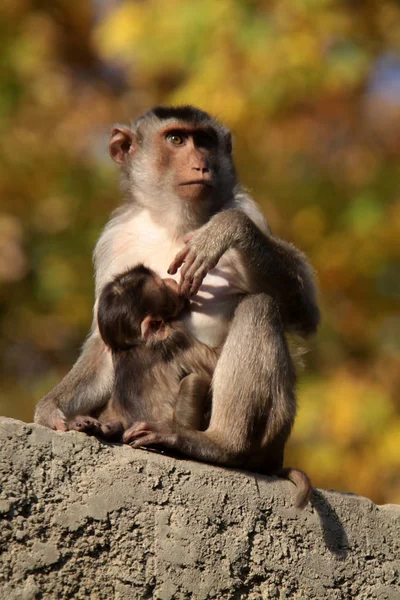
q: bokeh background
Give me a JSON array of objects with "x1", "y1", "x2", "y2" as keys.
[{"x1": 1, "y1": 0, "x2": 399, "y2": 504}]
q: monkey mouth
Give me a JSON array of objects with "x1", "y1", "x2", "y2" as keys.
[{"x1": 179, "y1": 180, "x2": 212, "y2": 187}]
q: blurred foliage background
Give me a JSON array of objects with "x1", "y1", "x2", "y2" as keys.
[{"x1": 0, "y1": 0, "x2": 399, "y2": 504}]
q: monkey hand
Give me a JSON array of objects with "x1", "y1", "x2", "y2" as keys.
[
  {"x1": 168, "y1": 210, "x2": 248, "y2": 297},
  {"x1": 123, "y1": 421, "x2": 178, "y2": 449}
]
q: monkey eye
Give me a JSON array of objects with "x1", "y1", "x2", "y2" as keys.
[
  {"x1": 195, "y1": 132, "x2": 217, "y2": 150},
  {"x1": 167, "y1": 133, "x2": 184, "y2": 146}
]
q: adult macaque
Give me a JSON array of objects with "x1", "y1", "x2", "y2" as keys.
[
  {"x1": 35, "y1": 105, "x2": 319, "y2": 508},
  {"x1": 70, "y1": 264, "x2": 216, "y2": 438}
]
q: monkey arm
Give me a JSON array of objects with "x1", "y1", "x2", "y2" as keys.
[
  {"x1": 34, "y1": 330, "x2": 114, "y2": 428},
  {"x1": 169, "y1": 209, "x2": 319, "y2": 336},
  {"x1": 174, "y1": 373, "x2": 211, "y2": 430},
  {"x1": 232, "y1": 211, "x2": 320, "y2": 336}
]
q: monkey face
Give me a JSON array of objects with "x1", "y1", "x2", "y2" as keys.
[
  {"x1": 146, "y1": 274, "x2": 187, "y2": 320},
  {"x1": 155, "y1": 125, "x2": 216, "y2": 203},
  {"x1": 109, "y1": 107, "x2": 237, "y2": 221},
  {"x1": 162, "y1": 277, "x2": 188, "y2": 317},
  {"x1": 109, "y1": 122, "x2": 217, "y2": 204}
]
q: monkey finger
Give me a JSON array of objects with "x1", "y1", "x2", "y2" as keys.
[
  {"x1": 82, "y1": 417, "x2": 101, "y2": 433},
  {"x1": 122, "y1": 421, "x2": 153, "y2": 444},
  {"x1": 134, "y1": 446, "x2": 166, "y2": 455},
  {"x1": 123, "y1": 429, "x2": 152, "y2": 444},
  {"x1": 128, "y1": 433, "x2": 161, "y2": 447},
  {"x1": 183, "y1": 232, "x2": 195, "y2": 244},
  {"x1": 181, "y1": 252, "x2": 203, "y2": 284},
  {"x1": 168, "y1": 246, "x2": 190, "y2": 274},
  {"x1": 180, "y1": 257, "x2": 204, "y2": 297},
  {"x1": 100, "y1": 420, "x2": 124, "y2": 441},
  {"x1": 189, "y1": 266, "x2": 208, "y2": 296},
  {"x1": 131, "y1": 431, "x2": 178, "y2": 448},
  {"x1": 179, "y1": 251, "x2": 198, "y2": 282},
  {"x1": 70, "y1": 416, "x2": 102, "y2": 436}
]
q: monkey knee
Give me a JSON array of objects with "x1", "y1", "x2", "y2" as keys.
[
  {"x1": 236, "y1": 293, "x2": 279, "y2": 318},
  {"x1": 34, "y1": 402, "x2": 67, "y2": 431},
  {"x1": 233, "y1": 294, "x2": 282, "y2": 334}
]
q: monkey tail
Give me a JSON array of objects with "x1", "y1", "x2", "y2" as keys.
[
  {"x1": 278, "y1": 467, "x2": 312, "y2": 509},
  {"x1": 286, "y1": 334, "x2": 308, "y2": 372}
]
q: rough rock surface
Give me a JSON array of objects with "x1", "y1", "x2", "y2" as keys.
[{"x1": 0, "y1": 417, "x2": 399, "y2": 600}]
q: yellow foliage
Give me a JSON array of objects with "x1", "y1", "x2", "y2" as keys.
[
  {"x1": 378, "y1": 423, "x2": 400, "y2": 468},
  {"x1": 290, "y1": 205, "x2": 326, "y2": 246},
  {"x1": 93, "y1": 4, "x2": 147, "y2": 58},
  {"x1": 315, "y1": 233, "x2": 354, "y2": 284}
]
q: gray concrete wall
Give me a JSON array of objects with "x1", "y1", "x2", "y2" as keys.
[{"x1": 0, "y1": 417, "x2": 399, "y2": 600}]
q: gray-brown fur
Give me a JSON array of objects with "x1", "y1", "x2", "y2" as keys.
[
  {"x1": 70, "y1": 265, "x2": 217, "y2": 439},
  {"x1": 34, "y1": 105, "x2": 319, "y2": 508},
  {"x1": 104, "y1": 324, "x2": 216, "y2": 431}
]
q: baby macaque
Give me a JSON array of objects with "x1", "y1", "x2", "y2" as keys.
[
  {"x1": 70, "y1": 264, "x2": 219, "y2": 441},
  {"x1": 70, "y1": 262, "x2": 311, "y2": 508}
]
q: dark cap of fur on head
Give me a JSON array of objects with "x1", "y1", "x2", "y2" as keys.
[
  {"x1": 133, "y1": 104, "x2": 212, "y2": 126},
  {"x1": 150, "y1": 105, "x2": 213, "y2": 124},
  {"x1": 132, "y1": 105, "x2": 232, "y2": 149}
]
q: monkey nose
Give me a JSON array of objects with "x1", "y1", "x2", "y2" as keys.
[{"x1": 164, "y1": 278, "x2": 179, "y2": 293}]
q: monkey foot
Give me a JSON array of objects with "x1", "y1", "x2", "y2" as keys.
[
  {"x1": 54, "y1": 413, "x2": 68, "y2": 432},
  {"x1": 70, "y1": 416, "x2": 123, "y2": 442},
  {"x1": 123, "y1": 421, "x2": 178, "y2": 449}
]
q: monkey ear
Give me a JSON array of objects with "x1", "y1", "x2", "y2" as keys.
[
  {"x1": 141, "y1": 316, "x2": 169, "y2": 343},
  {"x1": 109, "y1": 127, "x2": 136, "y2": 164}
]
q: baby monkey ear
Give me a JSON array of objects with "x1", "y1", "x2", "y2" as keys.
[
  {"x1": 109, "y1": 127, "x2": 136, "y2": 164},
  {"x1": 140, "y1": 316, "x2": 169, "y2": 343}
]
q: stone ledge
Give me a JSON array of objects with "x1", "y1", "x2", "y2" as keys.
[{"x1": 0, "y1": 417, "x2": 399, "y2": 599}]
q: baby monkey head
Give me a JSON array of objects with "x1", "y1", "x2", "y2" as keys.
[{"x1": 97, "y1": 264, "x2": 187, "y2": 351}]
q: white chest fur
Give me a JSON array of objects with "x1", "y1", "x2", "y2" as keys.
[{"x1": 95, "y1": 209, "x2": 247, "y2": 347}]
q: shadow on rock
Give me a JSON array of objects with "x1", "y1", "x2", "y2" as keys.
[{"x1": 311, "y1": 489, "x2": 348, "y2": 559}]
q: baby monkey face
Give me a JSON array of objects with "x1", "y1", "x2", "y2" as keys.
[{"x1": 144, "y1": 273, "x2": 187, "y2": 321}]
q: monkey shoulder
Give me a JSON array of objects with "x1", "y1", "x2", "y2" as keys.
[{"x1": 231, "y1": 190, "x2": 271, "y2": 236}]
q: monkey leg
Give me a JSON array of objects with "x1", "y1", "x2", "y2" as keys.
[
  {"x1": 204, "y1": 293, "x2": 296, "y2": 470},
  {"x1": 174, "y1": 374, "x2": 211, "y2": 430},
  {"x1": 124, "y1": 373, "x2": 212, "y2": 445},
  {"x1": 33, "y1": 396, "x2": 68, "y2": 431},
  {"x1": 34, "y1": 331, "x2": 114, "y2": 429},
  {"x1": 124, "y1": 295, "x2": 296, "y2": 470}
]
